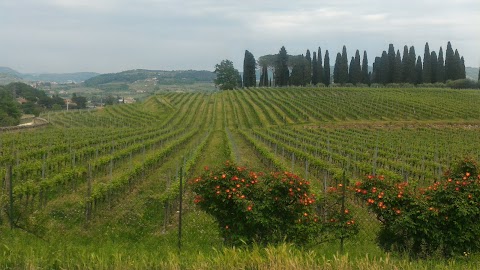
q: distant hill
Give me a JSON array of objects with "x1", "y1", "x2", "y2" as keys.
[
  {"x1": 21, "y1": 72, "x2": 99, "y2": 83},
  {"x1": 466, "y1": 67, "x2": 479, "y2": 81},
  {"x1": 0, "y1": 67, "x2": 99, "y2": 84},
  {"x1": 0, "y1": 67, "x2": 22, "y2": 76},
  {"x1": 84, "y1": 69, "x2": 215, "y2": 87}
]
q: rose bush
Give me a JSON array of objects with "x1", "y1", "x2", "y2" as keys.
[
  {"x1": 191, "y1": 161, "x2": 357, "y2": 245},
  {"x1": 355, "y1": 158, "x2": 480, "y2": 257}
]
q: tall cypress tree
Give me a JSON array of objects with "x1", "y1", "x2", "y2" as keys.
[
  {"x1": 317, "y1": 47, "x2": 324, "y2": 85},
  {"x1": 445, "y1": 41, "x2": 455, "y2": 81},
  {"x1": 407, "y1": 46, "x2": 417, "y2": 84},
  {"x1": 387, "y1": 44, "x2": 396, "y2": 83},
  {"x1": 351, "y1": 50, "x2": 362, "y2": 84},
  {"x1": 290, "y1": 58, "x2": 307, "y2": 86},
  {"x1": 305, "y1": 50, "x2": 312, "y2": 85},
  {"x1": 340, "y1": 46, "x2": 349, "y2": 84},
  {"x1": 380, "y1": 51, "x2": 388, "y2": 84},
  {"x1": 324, "y1": 50, "x2": 331, "y2": 86},
  {"x1": 460, "y1": 56, "x2": 466, "y2": 79},
  {"x1": 259, "y1": 67, "x2": 264, "y2": 87},
  {"x1": 422, "y1": 43, "x2": 432, "y2": 83},
  {"x1": 453, "y1": 49, "x2": 463, "y2": 80},
  {"x1": 415, "y1": 56, "x2": 423, "y2": 85},
  {"x1": 401, "y1": 45, "x2": 409, "y2": 82},
  {"x1": 275, "y1": 46, "x2": 289, "y2": 86},
  {"x1": 334, "y1": 53, "x2": 342, "y2": 84},
  {"x1": 394, "y1": 50, "x2": 402, "y2": 83},
  {"x1": 437, "y1": 47, "x2": 445, "y2": 83},
  {"x1": 243, "y1": 50, "x2": 256, "y2": 88},
  {"x1": 362, "y1": 50, "x2": 369, "y2": 85},
  {"x1": 430, "y1": 51, "x2": 438, "y2": 83},
  {"x1": 259, "y1": 65, "x2": 268, "y2": 87},
  {"x1": 372, "y1": 57, "x2": 381, "y2": 83},
  {"x1": 478, "y1": 67, "x2": 480, "y2": 82},
  {"x1": 348, "y1": 57, "x2": 355, "y2": 83},
  {"x1": 312, "y1": 52, "x2": 318, "y2": 85}
]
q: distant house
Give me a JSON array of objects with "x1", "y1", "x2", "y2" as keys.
[
  {"x1": 16, "y1": 97, "x2": 28, "y2": 104},
  {"x1": 124, "y1": 97, "x2": 136, "y2": 104},
  {"x1": 64, "y1": 98, "x2": 77, "y2": 107}
]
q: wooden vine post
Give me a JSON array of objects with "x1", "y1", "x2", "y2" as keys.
[
  {"x1": 178, "y1": 158, "x2": 184, "y2": 253},
  {"x1": 5, "y1": 165, "x2": 14, "y2": 229}
]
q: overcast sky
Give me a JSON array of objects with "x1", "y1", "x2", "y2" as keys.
[{"x1": 0, "y1": 0, "x2": 479, "y2": 74}]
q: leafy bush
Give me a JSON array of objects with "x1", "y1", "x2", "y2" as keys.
[
  {"x1": 446, "y1": 79, "x2": 479, "y2": 89},
  {"x1": 191, "y1": 162, "x2": 357, "y2": 245},
  {"x1": 355, "y1": 158, "x2": 480, "y2": 257}
]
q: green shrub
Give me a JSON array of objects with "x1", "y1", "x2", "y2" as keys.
[
  {"x1": 191, "y1": 162, "x2": 357, "y2": 245},
  {"x1": 446, "y1": 79, "x2": 479, "y2": 89},
  {"x1": 355, "y1": 158, "x2": 480, "y2": 257}
]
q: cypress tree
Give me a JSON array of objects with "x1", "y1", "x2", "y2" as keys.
[
  {"x1": 340, "y1": 46, "x2": 349, "y2": 84},
  {"x1": 362, "y1": 51, "x2": 369, "y2": 85},
  {"x1": 394, "y1": 50, "x2": 402, "y2": 83},
  {"x1": 348, "y1": 57, "x2": 355, "y2": 83},
  {"x1": 324, "y1": 50, "x2": 331, "y2": 86},
  {"x1": 422, "y1": 43, "x2": 432, "y2": 83},
  {"x1": 275, "y1": 46, "x2": 289, "y2": 86},
  {"x1": 387, "y1": 44, "x2": 396, "y2": 83},
  {"x1": 407, "y1": 46, "x2": 417, "y2": 84},
  {"x1": 312, "y1": 52, "x2": 318, "y2": 85},
  {"x1": 290, "y1": 62, "x2": 303, "y2": 86},
  {"x1": 401, "y1": 45, "x2": 409, "y2": 82},
  {"x1": 259, "y1": 68, "x2": 264, "y2": 87},
  {"x1": 380, "y1": 51, "x2": 388, "y2": 85},
  {"x1": 460, "y1": 56, "x2": 466, "y2": 79},
  {"x1": 430, "y1": 51, "x2": 438, "y2": 83},
  {"x1": 334, "y1": 53, "x2": 341, "y2": 84},
  {"x1": 453, "y1": 49, "x2": 462, "y2": 80},
  {"x1": 305, "y1": 50, "x2": 312, "y2": 85},
  {"x1": 415, "y1": 56, "x2": 423, "y2": 85},
  {"x1": 478, "y1": 67, "x2": 480, "y2": 82},
  {"x1": 445, "y1": 41, "x2": 455, "y2": 81},
  {"x1": 352, "y1": 50, "x2": 362, "y2": 84},
  {"x1": 437, "y1": 47, "x2": 445, "y2": 83},
  {"x1": 317, "y1": 47, "x2": 324, "y2": 85},
  {"x1": 243, "y1": 50, "x2": 256, "y2": 88},
  {"x1": 259, "y1": 65, "x2": 268, "y2": 87},
  {"x1": 372, "y1": 57, "x2": 381, "y2": 84}
]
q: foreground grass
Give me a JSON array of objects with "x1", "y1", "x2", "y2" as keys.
[{"x1": 2, "y1": 208, "x2": 479, "y2": 270}]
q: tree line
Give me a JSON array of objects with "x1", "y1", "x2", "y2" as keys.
[
  {"x1": 229, "y1": 42, "x2": 468, "y2": 89},
  {"x1": 0, "y1": 82, "x2": 88, "y2": 127}
]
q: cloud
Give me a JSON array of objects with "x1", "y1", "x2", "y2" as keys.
[{"x1": 0, "y1": 0, "x2": 478, "y2": 72}]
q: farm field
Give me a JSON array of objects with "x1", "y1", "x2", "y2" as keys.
[{"x1": 1, "y1": 87, "x2": 480, "y2": 269}]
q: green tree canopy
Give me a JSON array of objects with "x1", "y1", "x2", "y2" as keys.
[
  {"x1": 243, "y1": 50, "x2": 256, "y2": 88},
  {"x1": 437, "y1": 47, "x2": 445, "y2": 83},
  {"x1": 423, "y1": 42, "x2": 432, "y2": 83},
  {"x1": 317, "y1": 47, "x2": 324, "y2": 85},
  {"x1": 311, "y1": 52, "x2": 318, "y2": 85},
  {"x1": 0, "y1": 87, "x2": 22, "y2": 127},
  {"x1": 275, "y1": 46, "x2": 290, "y2": 86},
  {"x1": 72, "y1": 93, "x2": 88, "y2": 109},
  {"x1": 214, "y1": 59, "x2": 241, "y2": 90},
  {"x1": 324, "y1": 50, "x2": 331, "y2": 86},
  {"x1": 362, "y1": 51, "x2": 369, "y2": 85},
  {"x1": 415, "y1": 56, "x2": 423, "y2": 85}
]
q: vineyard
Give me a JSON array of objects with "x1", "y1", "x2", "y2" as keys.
[{"x1": 1, "y1": 87, "x2": 480, "y2": 268}]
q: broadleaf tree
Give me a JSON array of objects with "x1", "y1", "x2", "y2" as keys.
[{"x1": 214, "y1": 59, "x2": 241, "y2": 90}]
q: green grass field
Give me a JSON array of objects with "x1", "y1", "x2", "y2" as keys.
[{"x1": 1, "y1": 87, "x2": 480, "y2": 269}]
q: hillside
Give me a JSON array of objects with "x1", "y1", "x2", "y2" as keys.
[
  {"x1": 83, "y1": 69, "x2": 215, "y2": 86},
  {"x1": 0, "y1": 66, "x2": 99, "y2": 84},
  {"x1": 466, "y1": 66, "x2": 479, "y2": 81},
  {"x1": 1, "y1": 86, "x2": 480, "y2": 268},
  {"x1": 21, "y1": 72, "x2": 99, "y2": 83}
]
